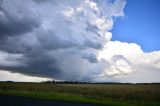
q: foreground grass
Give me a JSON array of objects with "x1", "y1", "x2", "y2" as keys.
[{"x1": 0, "y1": 82, "x2": 160, "y2": 106}]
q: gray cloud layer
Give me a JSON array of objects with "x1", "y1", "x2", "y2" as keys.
[{"x1": 0, "y1": 0, "x2": 122, "y2": 81}]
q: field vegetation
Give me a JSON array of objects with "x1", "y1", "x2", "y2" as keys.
[{"x1": 0, "y1": 82, "x2": 160, "y2": 106}]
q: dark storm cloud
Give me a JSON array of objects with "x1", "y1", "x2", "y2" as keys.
[
  {"x1": 0, "y1": 3, "x2": 40, "y2": 38},
  {"x1": 0, "y1": 0, "x2": 126, "y2": 81},
  {"x1": 82, "y1": 53, "x2": 98, "y2": 63}
]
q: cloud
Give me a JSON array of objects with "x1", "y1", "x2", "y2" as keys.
[
  {"x1": 0, "y1": 0, "x2": 40, "y2": 37},
  {"x1": 0, "y1": 70, "x2": 52, "y2": 82},
  {"x1": 0, "y1": 0, "x2": 160, "y2": 82},
  {"x1": 133, "y1": 51, "x2": 160, "y2": 70},
  {"x1": 95, "y1": 41, "x2": 160, "y2": 82},
  {"x1": 0, "y1": 51, "x2": 24, "y2": 67},
  {"x1": 98, "y1": 41, "x2": 143, "y2": 60},
  {"x1": 0, "y1": 0, "x2": 123, "y2": 81}
]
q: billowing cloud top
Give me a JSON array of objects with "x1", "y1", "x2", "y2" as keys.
[{"x1": 0, "y1": 0, "x2": 160, "y2": 82}]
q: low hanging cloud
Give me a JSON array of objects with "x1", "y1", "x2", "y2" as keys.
[
  {"x1": 0, "y1": 70, "x2": 52, "y2": 82},
  {"x1": 0, "y1": 0, "x2": 160, "y2": 82}
]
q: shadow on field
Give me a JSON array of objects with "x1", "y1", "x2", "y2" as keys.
[{"x1": 0, "y1": 95, "x2": 99, "y2": 106}]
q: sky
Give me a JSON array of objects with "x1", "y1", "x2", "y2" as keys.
[
  {"x1": 112, "y1": 0, "x2": 160, "y2": 52},
  {"x1": 0, "y1": 0, "x2": 160, "y2": 83}
]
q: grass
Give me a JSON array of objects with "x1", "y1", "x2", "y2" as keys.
[{"x1": 0, "y1": 82, "x2": 160, "y2": 106}]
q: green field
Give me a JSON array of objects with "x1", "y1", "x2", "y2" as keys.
[{"x1": 0, "y1": 82, "x2": 160, "y2": 106}]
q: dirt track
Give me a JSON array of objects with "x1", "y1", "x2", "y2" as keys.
[{"x1": 0, "y1": 95, "x2": 99, "y2": 106}]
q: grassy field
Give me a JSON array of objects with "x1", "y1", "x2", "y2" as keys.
[{"x1": 0, "y1": 82, "x2": 160, "y2": 106}]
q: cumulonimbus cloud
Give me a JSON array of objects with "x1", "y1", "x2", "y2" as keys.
[{"x1": 0, "y1": 0, "x2": 160, "y2": 82}]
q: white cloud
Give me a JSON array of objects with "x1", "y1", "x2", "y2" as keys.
[
  {"x1": 132, "y1": 51, "x2": 160, "y2": 70},
  {"x1": 95, "y1": 41, "x2": 160, "y2": 82},
  {"x1": 63, "y1": 7, "x2": 74, "y2": 17},
  {"x1": 104, "y1": 57, "x2": 133, "y2": 76},
  {"x1": 98, "y1": 41, "x2": 143, "y2": 61},
  {"x1": 0, "y1": 70, "x2": 51, "y2": 82}
]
